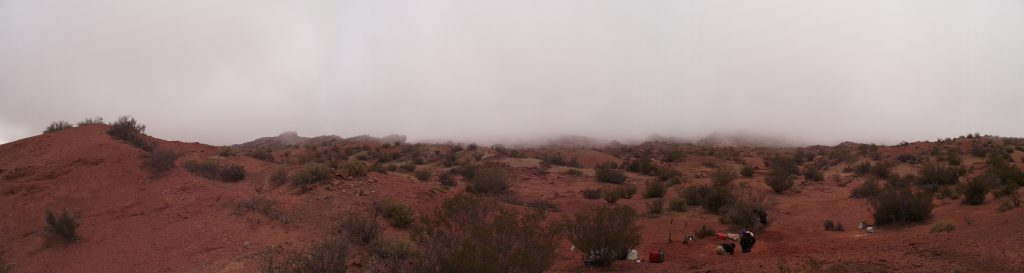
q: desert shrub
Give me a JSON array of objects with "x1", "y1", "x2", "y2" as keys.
[
  {"x1": 719, "y1": 186, "x2": 773, "y2": 229},
  {"x1": 259, "y1": 236, "x2": 349, "y2": 273},
  {"x1": 339, "y1": 213, "x2": 382, "y2": 245},
  {"x1": 466, "y1": 166, "x2": 510, "y2": 195},
  {"x1": 919, "y1": 163, "x2": 961, "y2": 186},
  {"x1": 439, "y1": 173, "x2": 456, "y2": 187},
  {"x1": 235, "y1": 197, "x2": 288, "y2": 223},
  {"x1": 961, "y1": 174, "x2": 992, "y2": 205},
  {"x1": 291, "y1": 163, "x2": 333, "y2": 187},
  {"x1": 850, "y1": 178, "x2": 881, "y2": 198},
  {"x1": 622, "y1": 184, "x2": 637, "y2": 199},
  {"x1": 663, "y1": 150, "x2": 685, "y2": 163},
  {"x1": 658, "y1": 169, "x2": 682, "y2": 181},
  {"x1": 44, "y1": 121, "x2": 72, "y2": 133},
  {"x1": 626, "y1": 156, "x2": 660, "y2": 176},
  {"x1": 833, "y1": 222, "x2": 845, "y2": 231},
  {"x1": 370, "y1": 163, "x2": 387, "y2": 173},
  {"x1": 896, "y1": 154, "x2": 917, "y2": 164},
  {"x1": 930, "y1": 221, "x2": 956, "y2": 233},
  {"x1": 870, "y1": 161, "x2": 893, "y2": 179},
  {"x1": 765, "y1": 171, "x2": 794, "y2": 194},
  {"x1": 695, "y1": 224, "x2": 715, "y2": 239},
  {"x1": 870, "y1": 187, "x2": 933, "y2": 225},
  {"x1": 414, "y1": 169, "x2": 431, "y2": 181},
  {"x1": 582, "y1": 188, "x2": 602, "y2": 199},
  {"x1": 144, "y1": 148, "x2": 178, "y2": 177},
  {"x1": 45, "y1": 209, "x2": 79, "y2": 242},
  {"x1": 646, "y1": 198, "x2": 664, "y2": 216},
  {"x1": 602, "y1": 187, "x2": 624, "y2": 204},
  {"x1": 711, "y1": 168, "x2": 737, "y2": 187},
  {"x1": 370, "y1": 239, "x2": 414, "y2": 273},
  {"x1": 644, "y1": 180, "x2": 666, "y2": 198},
  {"x1": 249, "y1": 148, "x2": 274, "y2": 162},
  {"x1": 376, "y1": 199, "x2": 415, "y2": 228},
  {"x1": 413, "y1": 194, "x2": 557, "y2": 273},
  {"x1": 804, "y1": 167, "x2": 824, "y2": 182},
  {"x1": 76, "y1": 116, "x2": 105, "y2": 126},
  {"x1": 766, "y1": 155, "x2": 800, "y2": 176},
  {"x1": 107, "y1": 116, "x2": 151, "y2": 150},
  {"x1": 741, "y1": 165, "x2": 755, "y2": 177},
  {"x1": 823, "y1": 219, "x2": 835, "y2": 231},
  {"x1": 399, "y1": 164, "x2": 417, "y2": 173},
  {"x1": 525, "y1": 200, "x2": 560, "y2": 212},
  {"x1": 267, "y1": 167, "x2": 288, "y2": 187},
  {"x1": 184, "y1": 160, "x2": 245, "y2": 182},
  {"x1": 596, "y1": 163, "x2": 627, "y2": 184},
  {"x1": 558, "y1": 205, "x2": 641, "y2": 267},
  {"x1": 679, "y1": 185, "x2": 711, "y2": 206},
  {"x1": 339, "y1": 160, "x2": 367, "y2": 178},
  {"x1": 566, "y1": 168, "x2": 584, "y2": 176},
  {"x1": 668, "y1": 197, "x2": 687, "y2": 212}
]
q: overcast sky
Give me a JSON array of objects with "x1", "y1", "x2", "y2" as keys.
[{"x1": 2, "y1": 0, "x2": 1022, "y2": 146}]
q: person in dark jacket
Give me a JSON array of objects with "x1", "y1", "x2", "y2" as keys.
[
  {"x1": 715, "y1": 243, "x2": 736, "y2": 255},
  {"x1": 739, "y1": 231, "x2": 756, "y2": 253}
]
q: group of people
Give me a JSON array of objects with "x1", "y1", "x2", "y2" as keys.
[{"x1": 715, "y1": 230, "x2": 756, "y2": 255}]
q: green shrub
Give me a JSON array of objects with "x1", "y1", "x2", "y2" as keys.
[
  {"x1": 930, "y1": 221, "x2": 956, "y2": 233},
  {"x1": 376, "y1": 199, "x2": 415, "y2": 228},
  {"x1": 596, "y1": 163, "x2": 627, "y2": 184},
  {"x1": 466, "y1": 166, "x2": 510, "y2": 195},
  {"x1": 961, "y1": 174, "x2": 993, "y2": 205},
  {"x1": 765, "y1": 171, "x2": 794, "y2": 194},
  {"x1": 871, "y1": 187, "x2": 933, "y2": 225},
  {"x1": 558, "y1": 205, "x2": 641, "y2": 267},
  {"x1": 107, "y1": 116, "x2": 151, "y2": 150},
  {"x1": 582, "y1": 188, "x2": 602, "y2": 199},
  {"x1": 412, "y1": 194, "x2": 557, "y2": 273},
  {"x1": 291, "y1": 163, "x2": 332, "y2": 186},
  {"x1": 919, "y1": 163, "x2": 961, "y2": 186},
  {"x1": 144, "y1": 148, "x2": 178, "y2": 177},
  {"x1": 341, "y1": 160, "x2": 368, "y2": 178},
  {"x1": 414, "y1": 169, "x2": 431, "y2": 181},
  {"x1": 44, "y1": 121, "x2": 72, "y2": 133},
  {"x1": 644, "y1": 180, "x2": 666, "y2": 198},
  {"x1": 718, "y1": 186, "x2": 772, "y2": 229},
  {"x1": 339, "y1": 213, "x2": 382, "y2": 245},
  {"x1": 45, "y1": 209, "x2": 79, "y2": 242}
]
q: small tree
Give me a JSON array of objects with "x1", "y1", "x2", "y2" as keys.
[
  {"x1": 45, "y1": 209, "x2": 79, "y2": 242},
  {"x1": 558, "y1": 205, "x2": 641, "y2": 267}
]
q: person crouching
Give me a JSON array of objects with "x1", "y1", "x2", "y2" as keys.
[{"x1": 739, "y1": 230, "x2": 756, "y2": 253}]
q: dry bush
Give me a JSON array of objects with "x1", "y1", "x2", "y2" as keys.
[
  {"x1": 370, "y1": 239, "x2": 414, "y2": 273},
  {"x1": 930, "y1": 221, "x2": 956, "y2": 233},
  {"x1": 602, "y1": 187, "x2": 623, "y2": 204},
  {"x1": 108, "y1": 116, "x2": 151, "y2": 150},
  {"x1": 76, "y1": 116, "x2": 105, "y2": 126},
  {"x1": 695, "y1": 224, "x2": 715, "y2": 239},
  {"x1": 741, "y1": 165, "x2": 755, "y2": 177},
  {"x1": 804, "y1": 167, "x2": 824, "y2": 182},
  {"x1": 144, "y1": 148, "x2": 178, "y2": 177},
  {"x1": 850, "y1": 177, "x2": 881, "y2": 198},
  {"x1": 871, "y1": 187, "x2": 933, "y2": 225},
  {"x1": 414, "y1": 169, "x2": 431, "y2": 181},
  {"x1": 823, "y1": 220, "x2": 835, "y2": 231},
  {"x1": 268, "y1": 167, "x2": 288, "y2": 188},
  {"x1": 375, "y1": 199, "x2": 414, "y2": 228},
  {"x1": 338, "y1": 213, "x2": 381, "y2": 245},
  {"x1": 566, "y1": 168, "x2": 583, "y2": 176},
  {"x1": 291, "y1": 163, "x2": 332, "y2": 187},
  {"x1": 919, "y1": 163, "x2": 962, "y2": 187},
  {"x1": 646, "y1": 198, "x2": 664, "y2": 215},
  {"x1": 184, "y1": 160, "x2": 245, "y2": 182},
  {"x1": 668, "y1": 197, "x2": 687, "y2": 212},
  {"x1": 622, "y1": 184, "x2": 637, "y2": 199},
  {"x1": 412, "y1": 194, "x2": 557, "y2": 273},
  {"x1": 962, "y1": 174, "x2": 992, "y2": 205},
  {"x1": 45, "y1": 208, "x2": 79, "y2": 242},
  {"x1": 719, "y1": 186, "x2": 773, "y2": 230},
  {"x1": 595, "y1": 162, "x2": 627, "y2": 184},
  {"x1": 765, "y1": 171, "x2": 794, "y2": 194},
  {"x1": 558, "y1": 205, "x2": 641, "y2": 267},
  {"x1": 258, "y1": 236, "x2": 349, "y2": 273},
  {"x1": 438, "y1": 173, "x2": 456, "y2": 187},
  {"x1": 644, "y1": 180, "x2": 666, "y2": 198},
  {"x1": 582, "y1": 188, "x2": 602, "y2": 199},
  {"x1": 466, "y1": 166, "x2": 510, "y2": 195},
  {"x1": 44, "y1": 121, "x2": 72, "y2": 133},
  {"x1": 341, "y1": 160, "x2": 367, "y2": 178},
  {"x1": 235, "y1": 197, "x2": 289, "y2": 223},
  {"x1": 712, "y1": 168, "x2": 737, "y2": 187}
]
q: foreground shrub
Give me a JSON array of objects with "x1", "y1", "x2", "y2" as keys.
[
  {"x1": 370, "y1": 239, "x2": 414, "y2": 273},
  {"x1": 765, "y1": 171, "x2": 794, "y2": 194},
  {"x1": 376, "y1": 199, "x2": 415, "y2": 228},
  {"x1": 184, "y1": 160, "x2": 246, "y2": 182},
  {"x1": 291, "y1": 163, "x2": 332, "y2": 187},
  {"x1": 804, "y1": 167, "x2": 824, "y2": 182},
  {"x1": 718, "y1": 186, "x2": 773, "y2": 230},
  {"x1": 644, "y1": 180, "x2": 666, "y2": 198},
  {"x1": 45, "y1": 209, "x2": 79, "y2": 242},
  {"x1": 466, "y1": 166, "x2": 510, "y2": 195},
  {"x1": 870, "y1": 187, "x2": 933, "y2": 225},
  {"x1": 107, "y1": 116, "x2": 151, "y2": 150},
  {"x1": 44, "y1": 121, "x2": 72, "y2": 133},
  {"x1": 669, "y1": 197, "x2": 687, "y2": 212},
  {"x1": 413, "y1": 194, "x2": 557, "y2": 273},
  {"x1": 258, "y1": 236, "x2": 348, "y2": 273},
  {"x1": 144, "y1": 148, "x2": 178, "y2": 177},
  {"x1": 646, "y1": 198, "x2": 664, "y2": 215},
  {"x1": 595, "y1": 163, "x2": 627, "y2": 184},
  {"x1": 339, "y1": 213, "x2": 381, "y2": 245},
  {"x1": 558, "y1": 205, "x2": 641, "y2": 267},
  {"x1": 930, "y1": 221, "x2": 956, "y2": 233}
]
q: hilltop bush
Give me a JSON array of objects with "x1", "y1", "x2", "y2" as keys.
[
  {"x1": 376, "y1": 199, "x2": 415, "y2": 228},
  {"x1": 558, "y1": 205, "x2": 641, "y2": 267},
  {"x1": 870, "y1": 187, "x2": 933, "y2": 225},
  {"x1": 44, "y1": 121, "x2": 72, "y2": 134},
  {"x1": 184, "y1": 160, "x2": 246, "y2": 182},
  {"x1": 144, "y1": 148, "x2": 178, "y2": 177},
  {"x1": 291, "y1": 163, "x2": 332, "y2": 187},
  {"x1": 108, "y1": 116, "x2": 151, "y2": 150},
  {"x1": 45, "y1": 209, "x2": 79, "y2": 242},
  {"x1": 413, "y1": 194, "x2": 557, "y2": 273},
  {"x1": 76, "y1": 116, "x2": 105, "y2": 126},
  {"x1": 466, "y1": 166, "x2": 510, "y2": 195},
  {"x1": 644, "y1": 180, "x2": 666, "y2": 198}
]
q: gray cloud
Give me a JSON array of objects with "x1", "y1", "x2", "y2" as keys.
[{"x1": 2, "y1": 0, "x2": 1022, "y2": 145}]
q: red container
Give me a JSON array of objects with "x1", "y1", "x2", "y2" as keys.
[{"x1": 649, "y1": 250, "x2": 663, "y2": 263}]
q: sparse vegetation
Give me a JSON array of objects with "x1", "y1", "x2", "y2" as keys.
[
  {"x1": 741, "y1": 165, "x2": 755, "y2": 177},
  {"x1": 370, "y1": 239, "x2": 414, "y2": 273},
  {"x1": 602, "y1": 187, "x2": 624, "y2": 204},
  {"x1": 466, "y1": 166, "x2": 510, "y2": 195},
  {"x1": 695, "y1": 224, "x2": 716, "y2": 239},
  {"x1": 291, "y1": 163, "x2": 332, "y2": 187},
  {"x1": 45, "y1": 208, "x2": 79, "y2": 242},
  {"x1": 558, "y1": 205, "x2": 641, "y2": 267},
  {"x1": 930, "y1": 221, "x2": 956, "y2": 233},
  {"x1": 850, "y1": 178, "x2": 881, "y2": 198},
  {"x1": 712, "y1": 168, "x2": 737, "y2": 187},
  {"x1": 267, "y1": 167, "x2": 288, "y2": 187},
  {"x1": 439, "y1": 173, "x2": 456, "y2": 187},
  {"x1": 258, "y1": 236, "x2": 348, "y2": 273},
  {"x1": 582, "y1": 188, "x2": 602, "y2": 199},
  {"x1": 646, "y1": 198, "x2": 664, "y2": 215},
  {"x1": 961, "y1": 174, "x2": 992, "y2": 205},
  {"x1": 43, "y1": 121, "x2": 72, "y2": 133},
  {"x1": 376, "y1": 198, "x2": 415, "y2": 228},
  {"x1": 566, "y1": 168, "x2": 583, "y2": 176},
  {"x1": 184, "y1": 159, "x2": 246, "y2": 182},
  {"x1": 339, "y1": 213, "x2": 382, "y2": 245},
  {"x1": 644, "y1": 180, "x2": 666, "y2": 198},
  {"x1": 804, "y1": 167, "x2": 824, "y2": 182},
  {"x1": 143, "y1": 148, "x2": 178, "y2": 177},
  {"x1": 414, "y1": 169, "x2": 431, "y2": 181},
  {"x1": 718, "y1": 186, "x2": 773, "y2": 230},
  {"x1": 108, "y1": 116, "x2": 151, "y2": 150},
  {"x1": 823, "y1": 219, "x2": 835, "y2": 231},
  {"x1": 235, "y1": 197, "x2": 289, "y2": 223},
  {"x1": 870, "y1": 187, "x2": 933, "y2": 225},
  {"x1": 341, "y1": 160, "x2": 368, "y2": 178},
  {"x1": 596, "y1": 162, "x2": 627, "y2": 184},
  {"x1": 76, "y1": 116, "x2": 105, "y2": 126},
  {"x1": 668, "y1": 197, "x2": 687, "y2": 212},
  {"x1": 412, "y1": 194, "x2": 557, "y2": 273},
  {"x1": 765, "y1": 171, "x2": 794, "y2": 194}
]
